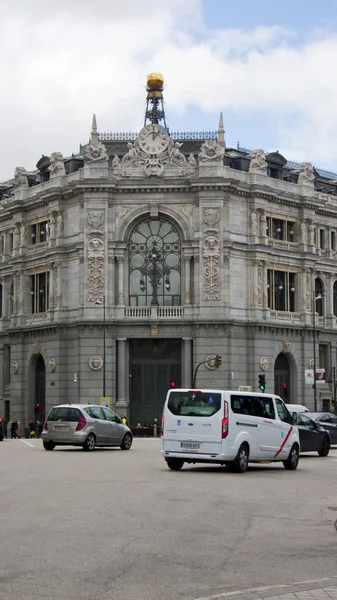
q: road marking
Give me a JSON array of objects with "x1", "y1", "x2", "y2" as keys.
[
  {"x1": 194, "y1": 577, "x2": 337, "y2": 600},
  {"x1": 20, "y1": 440, "x2": 35, "y2": 448}
]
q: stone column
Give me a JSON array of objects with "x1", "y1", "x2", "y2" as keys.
[
  {"x1": 184, "y1": 256, "x2": 191, "y2": 305},
  {"x1": 116, "y1": 338, "x2": 127, "y2": 409},
  {"x1": 48, "y1": 263, "x2": 55, "y2": 310},
  {"x1": 182, "y1": 338, "x2": 193, "y2": 387},
  {"x1": 2, "y1": 277, "x2": 9, "y2": 318},
  {"x1": 117, "y1": 256, "x2": 124, "y2": 306}
]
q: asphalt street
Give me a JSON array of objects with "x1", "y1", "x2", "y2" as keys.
[{"x1": 0, "y1": 438, "x2": 336, "y2": 600}]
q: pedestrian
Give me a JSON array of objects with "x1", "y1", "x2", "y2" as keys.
[
  {"x1": 3, "y1": 419, "x2": 7, "y2": 439},
  {"x1": 11, "y1": 420, "x2": 20, "y2": 439},
  {"x1": 37, "y1": 421, "x2": 43, "y2": 437},
  {"x1": 29, "y1": 420, "x2": 35, "y2": 439},
  {"x1": 0, "y1": 418, "x2": 4, "y2": 442},
  {"x1": 121, "y1": 415, "x2": 128, "y2": 425}
]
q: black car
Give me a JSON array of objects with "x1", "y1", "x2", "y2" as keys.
[
  {"x1": 292, "y1": 412, "x2": 331, "y2": 456},
  {"x1": 305, "y1": 412, "x2": 337, "y2": 445}
]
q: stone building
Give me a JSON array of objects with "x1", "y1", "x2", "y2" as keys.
[{"x1": 1, "y1": 72, "x2": 337, "y2": 428}]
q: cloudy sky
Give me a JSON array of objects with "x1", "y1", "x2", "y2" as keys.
[{"x1": 1, "y1": 0, "x2": 337, "y2": 181}]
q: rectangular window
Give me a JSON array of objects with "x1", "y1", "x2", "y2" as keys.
[
  {"x1": 167, "y1": 390, "x2": 221, "y2": 417},
  {"x1": 319, "y1": 229, "x2": 325, "y2": 250},
  {"x1": 231, "y1": 395, "x2": 275, "y2": 419},
  {"x1": 30, "y1": 272, "x2": 50, "y2": 313},
  {"x1": 287, "y1": 222, "x2": 295, "y2": 242},
  {"x1": 331, "y1": 231, "x2": 335, "y2": 251},
  {"x1": 266, "y1": 218, "x2": 296, "y2": 242},
  {"x1": 30, "y1": 220, "x2": 48, "y2": 245},
  {"x1": 267, "y1": 270, "x2": 296, "y2": 312}
]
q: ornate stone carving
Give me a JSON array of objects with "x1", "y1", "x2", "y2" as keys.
[
  {"x1": 82, "y1": 140, "x2": 108, "y2": 164},
  {"x1": 251, "y1": 211, "x2": 259, "y2": 236},
  {"x1": 116, "y1": 205, "x2": 135, "y2": 224},
  {"x1": 249, "y1": 149, "x2": 268, "y2": 174},
  {"x1": 151, "y1": 324, "x2": 159, "y2": 338},
  {"x1": 89, "y1": 356, "x2": 103, "y2": 370},
  {"x1": 49, "y1": 214, "x2": 56, "y2": 240},
  {"x1": 308, "y1": 222, "x2": 315, "y2": 246},
  {"x1": 48, "y1": 358, "x2": 56, "y2": 372},
  {"x1": 13, "y1": 226, "x2": 20, "y2": 249},
  {"x1": 309, "y1": 358, "x2": 314, "y2": 369},
  {"x1": 203, "y1": 208, "x2": 220, "y2": 301},
  {"x1": 56, "y1": 212, "x2": 63, "y2": 237},
  {"x1": 88, "y1": 211, "x2": 104, "y2": 232},
  {"x1": 300, "y1": 221, "x2": 307, "y2": 244},
  {"x1": 188, "y1": 153, "x2": 196, "y2": 166},
  {"x1": 306, "y1": 271, "x2": 311, "y2": 311},
  {"x1": 14, "y1": 167, "x2": 28, "y2": 188},
  {"x1": 298, "y1": 162, "x2": 315, "y2": 186},
  {"x1": 198, "y1": 140, "x2": 224, "y2": 163},
  {"x1": 259, "y1": 357, "x2": 269, "y2": 371},
  {"x1": 87, "y1": 211, "x2": 104, "y2": 302},
  {"x1": 112, "y1": 154, "x2": 120, "y2": 166},
  {"x1": 48, "y1": 152, "x2": 66, "y2": 176},
  {"x1": 257, "y1": 265, "x2": 263, "y2": 306},
  {"x1": 20, "y1": 223, "x2": 26, "y2": 246},
  {"x1": 283, "y1": 340, "x2": 291, "y2": 353},
  {"x1": 11, "y1": 360, "x2": 18, "y2": 374},
  {"x1": 174, "y1": 204, "x2": 193, "y2": 221},
  {"x1": 32, "y1": 343, "x2": 40, "y2": 355},
  {"x1": 260, "y1": 213, "x2": 268, "y2": 237}
]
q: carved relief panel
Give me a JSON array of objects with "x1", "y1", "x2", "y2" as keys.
[
  {"x1": 87, "y1": 211, "x2": 105, "y2": 302},
  {"x1": 203, "y1": 209, "x2": 221, "y2": 301}
]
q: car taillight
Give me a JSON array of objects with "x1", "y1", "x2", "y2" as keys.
[
  {"x1": 222, "y1": 401, "x2": 228, "y2": 439},
  {"x1": 161, "y1": 415, "x2": 165, "y2": 436},
  {"x1": 43, "y1": 420, "x2": 48, "y2": 431},
  {"x1": 76, "y1": 417, "x2": 86, "y2": 431}
]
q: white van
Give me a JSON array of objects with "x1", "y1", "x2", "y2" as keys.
[{"x1": 161, "y1": 389, "x2": 300, "y2": 473}]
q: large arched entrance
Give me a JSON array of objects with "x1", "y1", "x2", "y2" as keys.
[
  {"x1": 274, "y1": 353, "x2": 290, "y2": 402},
  {"x1": 28, "y1": 354, "x2": 46, "y2": 422}
]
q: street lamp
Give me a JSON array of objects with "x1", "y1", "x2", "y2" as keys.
[
  {"x1": 313, "y1": 292, "x2": 322, "y2": 411},
  {"x1": 95, "y1": 295, "x2": 106, "y2": 397}
]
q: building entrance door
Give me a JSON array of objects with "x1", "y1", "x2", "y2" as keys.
[
  {"x1": 129, "y1": 339, "x2": 181, "y2": 427},
  {"x1": 274, "y1": 353, "x2": 290, "y2": 402}
]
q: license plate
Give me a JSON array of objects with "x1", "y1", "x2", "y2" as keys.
[
  {"x1": 180, "y1": 442, "x2": 200, "y2": 450},
  {"x1": 54, "y1": 426, "x2": 69, "y2": 431}
]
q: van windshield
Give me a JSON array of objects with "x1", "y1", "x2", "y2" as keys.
[{"x1": 167, "y1": 391, "x2": 221, "y2": 417}]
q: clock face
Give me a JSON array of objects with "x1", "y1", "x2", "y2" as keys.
[{"x1": 138, "y1": 124, "x2": 170, "y2": 155}]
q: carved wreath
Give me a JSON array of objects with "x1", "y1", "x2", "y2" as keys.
[{"x1": 89, "y1": 356, "x2": 103, "y2": 371}]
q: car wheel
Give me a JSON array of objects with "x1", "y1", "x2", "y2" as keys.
[
  {"x1": 166, "y1": 458, "x2": 184, "y2": 470},
  {"x1": 283, "y1": 443, "x2": 299, "y2": 470},
  {"x1": 318, "y1": 437, "x2": 330, "y2": 457},
  {"x1": 43, "y1": 441, "x2": 56, "y2": 451},
  {"x1": 83, "y1": 433, "x2": 96, "y2": 451},
  {"x1": 233, "y1": 444, "x2": 249, "y2": 473},
  {"x1": 120, "y1": 433, "x2": 132, "y2": 450}
]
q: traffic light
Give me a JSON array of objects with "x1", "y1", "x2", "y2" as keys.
[
  {"x1": 282, "y1": 383, "x2": 288, "y2": 398},
  {"x1": 170, "y1": 381, "x2": 176, "y2": 389},
  {"x1": 35, "y1": 403, "x2": 40, "y2": 408},
  {"x1": 214, "y1": 354, "x2": 222, "y2": 368},
  {"x1": 258, "y1": 374, "x2": 266, "y2": 392}
]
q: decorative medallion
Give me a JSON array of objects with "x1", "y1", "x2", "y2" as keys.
[
  {"x1": 89, "y1": 356, "x2": 103, "y2": 371},
  {"x1": 151, "y1": 324, "x2": 159, "y2": 338},
  {"x1": 48, "y1": 358, "x2": 56, "y2": 373},
  {"x1": 309, "y1": 359, "x2": 314, "y2": 369},
  {"x1": 11, "y1": 361, "x2": 18, "y2": 375},
  {"x1": 259, "y1": 357, "x2": 269, "y2": 371},
  {"x1": 283, "y1": 340, "x2": 291, "y2": 353},
  {"x1": 205, "y1": 355, "x2": 218, "y2": 370}
]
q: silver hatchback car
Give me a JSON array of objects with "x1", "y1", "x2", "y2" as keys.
[{"x1": 41, "y1": 404, "x2": 133, "y2": 452}]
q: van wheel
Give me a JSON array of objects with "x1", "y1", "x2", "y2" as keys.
[
  {"x1": 83, "y1": 433, "x2": 96, "y2": 452},
  {"x1": 166, "y1": 458, "x2": 184, "y2": 471},
  {"x1": 233, "y1": 444, "x2": 249, "y2": 473},
  {"x1": 283, "y1": 444, "x2": 299, "y2": 470},
  {"x1": 318, "y1": 437, "x2": 330, "y2": 457},
  {"x1": 43, "y1": 441, "x2": 55, "y2": 451}
]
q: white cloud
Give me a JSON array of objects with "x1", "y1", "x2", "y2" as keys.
[{"x1": 1, "y1": 0, "x2": 337, "y2": 180}]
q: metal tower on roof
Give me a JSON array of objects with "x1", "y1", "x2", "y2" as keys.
[{"x1": 144, "y1": 72, "x2": 167, "y2": 130}]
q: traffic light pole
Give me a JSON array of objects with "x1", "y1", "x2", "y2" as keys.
[{"x1": 192, "y1": 355, "x2": 222, "y2": 387}]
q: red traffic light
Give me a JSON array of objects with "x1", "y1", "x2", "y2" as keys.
[
  {"x1": 282, "y1": 384, "x2": 287, "y2": 390},
  {"x1": 35, "y1": 403, "x2": 40, "y2": 408},
  {"x1": 170, "y1": 381, "x2": 176, "y2": 388}
]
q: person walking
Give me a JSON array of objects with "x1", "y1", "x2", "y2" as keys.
[
  {"x1": 11, "y1": 420, "x2": 20, "y2": 439},
  {"x1": 3, "y1": 419, "x2": 7, "y2": 439},
  {"x1": 0, "y1": 418, "x2": 4, "y2": 442},
  {"x1": 29, "y1": 420, "x2": 35, "y2": 439}
]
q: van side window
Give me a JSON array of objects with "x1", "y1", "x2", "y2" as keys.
[
  {"x1": 231, "y1": 395, "x2": 254, "y2": 415},
  {"x1": 254, "y1": 397, "x2": 275, "y2": 419},
  {"x1": 275, "y1": 398, "x2": 289, "y2": 422}
]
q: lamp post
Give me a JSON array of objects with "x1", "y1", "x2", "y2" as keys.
[
  {"x1": 313, "y1": 292, "x2": 322, "y2": 411},
  {"x1": 139, "y1": 242, "x2": 170, "y2": 306},
  {"x1": 95, "y1": 295, "x2": 106, "y2": 397}
]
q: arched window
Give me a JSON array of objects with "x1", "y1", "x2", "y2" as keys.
[
  {"x1": 334, "y1": 281, "x2": 337, "y2": 317},
  {"x1": 315, "y1": 277, "x2": 323, "y2": 316},
  {"x1": 128, "y1": 218, "x2": 181, "y2": 306}
]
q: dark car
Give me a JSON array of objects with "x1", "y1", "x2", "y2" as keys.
[
  {"x1": 305, "y1": 412, "x2": 337, "y2": 445},
  {"x1": 292, "y1": 412, "x2": 331, "y2": 456}
]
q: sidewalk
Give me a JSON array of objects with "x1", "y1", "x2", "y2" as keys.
[{"x1": 195, "y1": 578, "x2": 337, "y2": 600}]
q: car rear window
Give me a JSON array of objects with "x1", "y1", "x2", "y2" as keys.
[
  {"x1": 47, "y1": 407, "x2": 81, "y2": 422},
  {"x1": 167, "y1": 391, "x2": 221, "y2": 417}
]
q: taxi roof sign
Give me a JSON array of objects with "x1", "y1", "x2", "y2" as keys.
[{"x1": 238, "y1": 386, "x2": 253, "y2": 392}]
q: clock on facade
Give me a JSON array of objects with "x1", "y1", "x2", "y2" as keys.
[{"x1": 138, "y1": 124, "x2": 170, "y2": 155}]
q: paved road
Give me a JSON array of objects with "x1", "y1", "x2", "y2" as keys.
[{"x1": 0, "y1": 438, "x2": 337, "y2": 600}]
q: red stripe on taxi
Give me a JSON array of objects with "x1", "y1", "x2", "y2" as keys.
[{"x1": 274, "y1": 426, "x2": 293, "y2": 458}]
